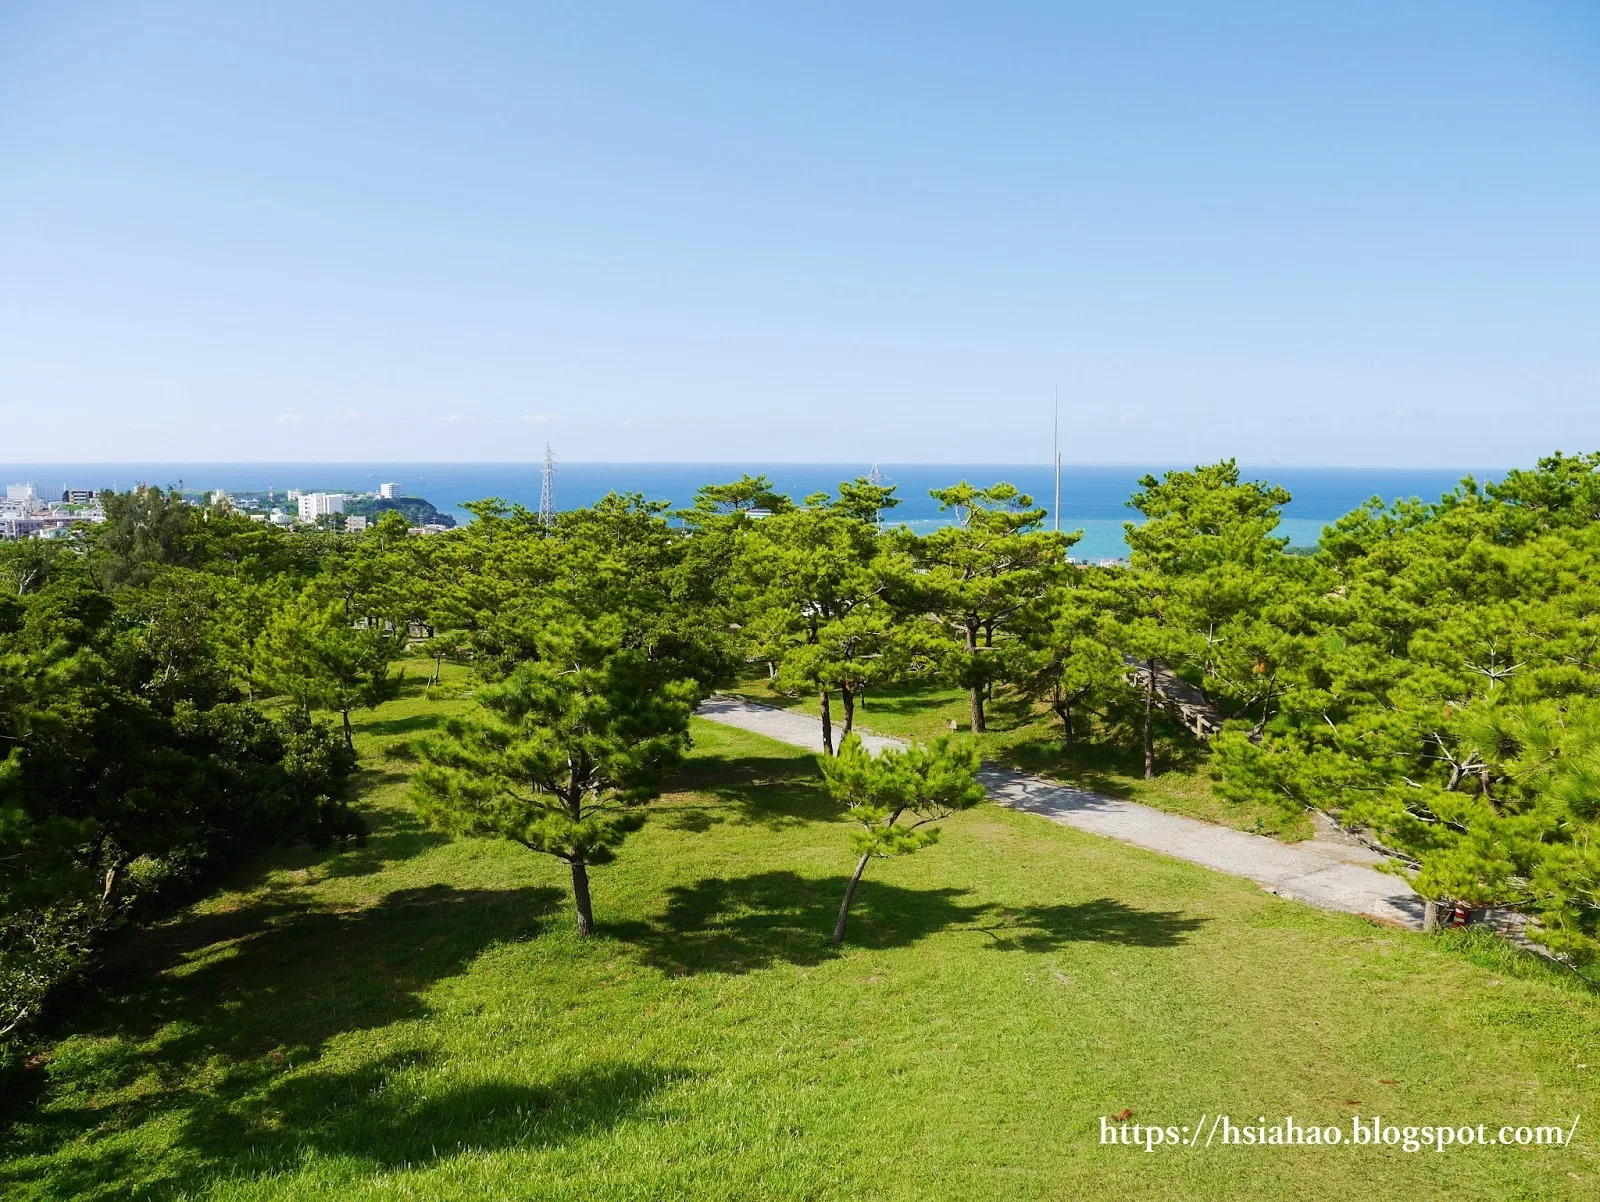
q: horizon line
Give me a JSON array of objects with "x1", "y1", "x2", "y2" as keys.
[{"x1": 0, "y1": 459, "x2": 1517, "y2": 471}]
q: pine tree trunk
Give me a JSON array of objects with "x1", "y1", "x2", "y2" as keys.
[
  {"x1": 967, "y1": 626, "x2": 986, "y2": 732},
  {"x1": 100, "y1": 856, "x2": 129, "y2": 912},
  {"x1": 1143, "y1": 658, "x2": 1156, "y2": 780},
  {"x1": 342, "y1": 707, "x2": 354, "y2": 751},
  {"x1": 841, "y1": 687, "x2": 855, "y2": 739},
  {"x1": 832, "y1": 853, "x2": 871, "y2": 945},
  {"x1": 570, "y1": 859, "x2": 595, "y2": 937},
  {"x1": 819, "y1": 688, "x2": 834, "y2": 756}
]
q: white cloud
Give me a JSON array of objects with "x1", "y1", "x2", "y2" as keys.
[
  {"x1": 276, "y1": 413, "x2": 305, "y2": 425},
  {"x1": 520, "y1": 413, "x2": 559, "y2": 424},
  {"x1": 438, "y1": 414, "x2": 463, "y2": 424}
]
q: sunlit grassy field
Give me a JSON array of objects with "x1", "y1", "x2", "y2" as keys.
[
  {"x1": 3, "y1": 668, "x2": 1595, "y2": 1200},
  {"x1": 724, "y1": 673, "x2": 1312, "y2": 839}
]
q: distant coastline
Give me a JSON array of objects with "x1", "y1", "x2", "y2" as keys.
[{"x1": 0, "y1": 461, "x2": 1507, "y2": 562}]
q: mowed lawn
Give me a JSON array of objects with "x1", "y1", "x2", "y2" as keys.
[{"x1": 3, "y1": 677, "x2": 1597, "y2": 1201}]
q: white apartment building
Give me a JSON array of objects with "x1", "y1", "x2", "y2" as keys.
[
  {"x1": 296, "y1": 492, "x2": 347, "y2": 521},
  {"x1": 6, "y1": 483, "x2": 38, "y2": 508},
  {"x1": 378, "y1": 482, "x2": 399, "y2": 499},
  {"x1": 345, "y1": 515, "x2": 369, "y2": 532}
]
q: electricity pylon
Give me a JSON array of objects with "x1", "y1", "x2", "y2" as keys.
[{"x1": 539, "y1": 443, "x2": 557, "y2": 528}]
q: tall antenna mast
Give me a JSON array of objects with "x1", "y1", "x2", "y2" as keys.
[
  {"x1": 539, "y1": 443, "x2": 557, "y2": 528},
  {"x1": 1053, "y1": 387, "x2": 1061, "y2": 533}
]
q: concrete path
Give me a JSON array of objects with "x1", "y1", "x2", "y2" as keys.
[{"x1": 696, "y1": 695, "x2": 1424, "y2": 930}]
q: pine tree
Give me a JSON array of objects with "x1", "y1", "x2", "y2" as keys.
[
  {"x1": 819, "y1": 735, "x2": 984, "y2": 944},
  {"x1": 260, "y1": 589, "x2": 404, "y2": 748},
  {"x1": 737, "y1": 485, "x2": 916, "y2": 753},
  {"x1": 412, "y1": 612, "x2": 700, "y2": 936},
  {"x1": 907, "y1": 482, "x2": 1074, "y2": 733}
]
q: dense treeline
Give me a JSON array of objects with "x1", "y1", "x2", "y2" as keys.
[
  {"x1": 6, "y1": 453, "x2": 1599, "y2": 1058},
  {"x1": 1, "y1": 491, "x2": 368, "y2": 1053},
  {"x1": 1216, "y1": 453, "x2": 1600, "y2": 962}
]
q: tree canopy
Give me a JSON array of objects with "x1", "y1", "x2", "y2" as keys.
[
  {"x1": 412, "y1": 612, "x2": 701, "y2": 935},
  {"x1": 1215, "y1": 452, "x2": 1600, "y2": 963},
  {"x1": 12, "y1": 448, "x2": 1600, "y2": 1060}
]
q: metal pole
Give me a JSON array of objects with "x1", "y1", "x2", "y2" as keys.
[{"x1": 1053, "y1": 387, "x2": 1061, "y2": 533}]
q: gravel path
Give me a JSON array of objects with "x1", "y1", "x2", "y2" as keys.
[{"x1": 696, "y1": 695, "x2": 1423, "y2": 930}]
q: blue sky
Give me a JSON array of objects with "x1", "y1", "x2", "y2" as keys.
[{"x1": 1, "y1": 2, "x2": 1596, "y2": 465}]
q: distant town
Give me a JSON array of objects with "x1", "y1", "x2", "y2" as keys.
[{"x1": 0, "y1": 480, "x2": 456, "y2": 541}]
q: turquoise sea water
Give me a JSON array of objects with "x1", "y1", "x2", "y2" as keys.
[{"x1": 1, "y1": 463, "x2": 1502, "y2": 562}]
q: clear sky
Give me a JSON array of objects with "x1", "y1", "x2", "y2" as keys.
[{"x1": 2, "y1": 2, "x2": 1596, "y2": 465}]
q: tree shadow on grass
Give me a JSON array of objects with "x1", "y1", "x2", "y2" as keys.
[
  {"x1": 315, "y1": 799, "x2": 450, "y2": 880},
  {"x1": 972, "y1": 689, "x2": 1041, "y2": 733},
  {"x1": 182, "y1": 1057, "x2": 689, "y2": 1195},
  {"x1": 2, "y1": 884, "x2": 564, "y2": 1199},
  {"x1": 616, "y1": 874, "x2": 1209, "y2": 977},
  {"x1": 11, "y1": 1053, "x2": 687, "y2": 1201},
  {"x1": 858, "y1": 691, "x2": 963, "y2": 719},
  {"x1": 614, "y1": 871, "x2": 983, "y2": 975},
  {"x1": 973, "y1": 898, "x2": 1209, "y2": 952},
  {"x1": 357, "y1": 710, "x2": 449, "y2": 738},
  {"x1": 215, "y1": 789, "x2": 450, "y2": 894},
  {"x1": 662, "y1": 753, "x2": 835, "y2": 830},
  {"x1": 119, "y1": 883, "x2": 561, "y2": 1056}
]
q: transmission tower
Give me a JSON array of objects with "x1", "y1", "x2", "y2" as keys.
[{"x1": 539, "y1": 443, "x2": 557, "y2": 528}]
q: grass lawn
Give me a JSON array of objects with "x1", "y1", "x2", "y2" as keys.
[
  {"x1": 3, "y1": 670, "x2": 1596, "y2": 1200},
  {"x1": 724, "y1": 673, "x2": 1313, "y2": 840}
]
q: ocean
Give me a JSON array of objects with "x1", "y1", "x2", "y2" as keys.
[{"x1": 1, "y1": 462, "x2": 1501, "y2": 562}]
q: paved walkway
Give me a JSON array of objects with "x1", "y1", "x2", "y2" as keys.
[{"x1": 696, "y1": 695, "x2": 1423, "y2": 930}]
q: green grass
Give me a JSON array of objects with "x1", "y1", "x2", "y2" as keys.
[
  {"x1": 4, "y1": 670, "x2": 1597, "y2": 1200},
  {"x1": 724, "y1": 673, "x2": 1312, "y2": 839}
]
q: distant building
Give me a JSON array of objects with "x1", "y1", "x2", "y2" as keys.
[
  {"x1": 378, "y1": 482, "x2": 399, "y2": 499},
  {"x1": 345, "y1": 515, "x2": 369, "y2": 533},
  {"x1": 0, "y1": 510, "x2": 102, "y2": 541},
  {"x1": 269, "y1": 509, "x2": 294, "y2": 527},
  {"x1": 296, "y1": 492, "x2": 347, "y2": 522},
  {"x1": 60, "y1": 489, "x2": 96, "y2": 504},
  {"x1": 1, "y1": 517, "x2": 49, "y2": 539},
  {"x1": 47, "y1": 500, "x2": 104, "y2": 521},
  {"x1": 5, "y1": 483, "x2": 37, "y2": 508}
]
